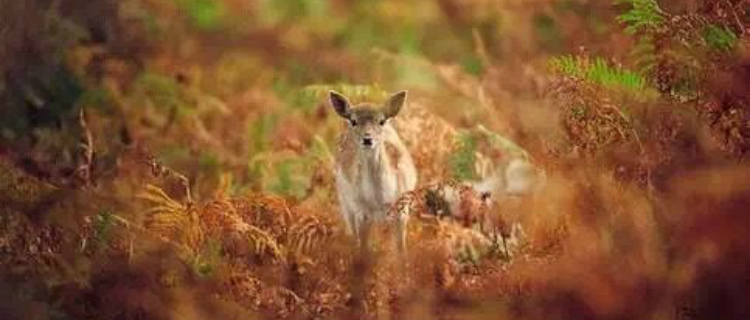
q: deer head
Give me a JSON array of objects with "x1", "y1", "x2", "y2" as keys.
[
  {"x1": 329, "y1": 90, "x2": 407, "y2": 151},
  {"x1": 456, "y1": 187, "x2": 493, "y2": 229}
]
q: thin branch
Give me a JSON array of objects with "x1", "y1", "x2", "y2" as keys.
[
  {"x1": 471, "y1": 28, "x2": 491, "y2": 68},
  {"x1": 74, "y1": 108, "x2": 95, "y2": 187},
  {"x1": 725, "y1": 0, "x2": 746, "y2": 36},
  {"x1": 108, "y1": 213, "x2": 194, "y2": 258}
]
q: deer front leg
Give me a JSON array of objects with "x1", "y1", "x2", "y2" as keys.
[
  {"x1": 395, "y1": 213, "x2": 409, "y2": 255},
  {"x1": 353, "y1": 211, "x2": 366, "y2": 247},
  {"x1": 340, "y1": 203, "x2": 368, "y2": 250},
  {"x1": 343, "y1": 204, "x2": 365, "y2": 247},
  {"x1": 339, "y1": 200, "x2": 356, "y2": 237},
  {"x1": 336, "y1": 182, "x2": 360, "y2": 239}
]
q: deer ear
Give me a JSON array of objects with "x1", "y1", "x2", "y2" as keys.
[
  {"x1": 329, "y1": 90, "x2": 351, "y2": 119},
  {"x1": 383, "y1": 90, "x2": 407, "y2": 119}
]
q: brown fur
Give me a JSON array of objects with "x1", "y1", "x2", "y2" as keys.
[{"x1": 386, "y1": 180, "x2": 493, "y2": 252}]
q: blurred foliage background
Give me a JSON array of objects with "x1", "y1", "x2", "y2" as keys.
[{"x1": 0, "y1": 0, "x2": 748, "y2": 319}]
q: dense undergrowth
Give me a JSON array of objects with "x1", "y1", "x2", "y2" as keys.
[{"x1": 1, "y1": 0, "x2": 749, "y2": 319}]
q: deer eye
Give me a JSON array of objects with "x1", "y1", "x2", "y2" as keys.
[
  {"x1": 480, "y1": 191, "x2": 492, "y2": 201},
  {"x1": 379, "y1": 119, "x2": 386, "y2": 126},
  {"x1": 349, "y1": 119, "x2": 358, "y2": 127}
]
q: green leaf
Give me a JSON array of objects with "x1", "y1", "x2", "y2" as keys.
[
  {"x1": 615, "y1": 0, "x2": 664, "y2": 34},
  {"x1": 549, "y1": 55, "x2": 648, "y2": 92},
  {"x1": 449, "y1": 131, "x2": 479, "y2": 181},
  {"x1": 703, "y1": 25, "x2": 738, "y2": 52},
  {"x1": 174, "y1": 0, "x2": 225, "y2": 30}
]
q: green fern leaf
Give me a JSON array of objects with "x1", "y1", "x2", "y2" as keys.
[
  {"x1": 549, "y1": 55, "x2": 648, "y2": 92},
  {"x1": 615, "y1": 0, "x2": 665, "y2": 34},
  {"x1": 703, "y1": 24, "x2": 738, "y2": 52},
  {"x1": 449, "y1": 131, "x2": 479, "y2": 181}
]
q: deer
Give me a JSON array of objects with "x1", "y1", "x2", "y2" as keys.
[
  {"x1": 388, "y1": 98, "x2": 546, "y2": 195},
  {"x1": 390, "y1": 103, "x2": 543, "y2": 256},
  {"x1": 329, "y1": 90, "x2": 418, "y2": 248},
  {"x1": 386, "y1": 178, "x2": 531, "y2": 257},
  {"x1": 386, "y1": 179, "x2": 493, "y2": 254}
]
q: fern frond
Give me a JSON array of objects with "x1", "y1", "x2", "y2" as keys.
[
  {"x1": 207, "y1": 198, "x2": 287, "y2": 262},
  {"x1": 549, "y1": 55, "x2": 649, "y2": 92},
  {"x1": 703, "y1": 24, "x2": 738, "y2": 52},
  {"x1": 222, "y1": 267, "x2": 263, "y2": 305},
  {"x1": 615, "y1": 0, "x2": 665, "y2": 34},
  {"x1": 589, "y1": 58, "x2": 646, "y2": 91},
  {"x1": 449, "y1": 131, "x2": 479, "y2": 181},
  {"x1": 631, "y1": 37, "x2": 658, "y2": 74},
  {"x1": 549, "y1": 55, "x2": 584, "y2": 78},
  {"x1": 137, "y1": 184, "x2": 186, "y2": 211},
  {"x1": 242, "y1": 223, "x2": 285, "y2": 262},
  {"x1": 146, "y1": 209, "x2": 187, "y2": 227},
  {"x1": 288, "y1": 215, "x2": 333, "y2": 255},
  {"x1": 139, "y1": 184, "x2": 204, "y2": 255}
]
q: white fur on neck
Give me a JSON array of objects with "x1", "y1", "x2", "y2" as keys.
[{"x1": 355, "y1": 146, "x2": 397, "y2": 215}]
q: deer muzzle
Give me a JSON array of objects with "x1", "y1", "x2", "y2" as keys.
[{"x1": 361, "y1": 135, "x2": 375, "y2": 149}]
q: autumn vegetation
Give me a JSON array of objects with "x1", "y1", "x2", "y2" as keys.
[{"x1": 0, "y1": 0, "x2": 748, "y2": 319}]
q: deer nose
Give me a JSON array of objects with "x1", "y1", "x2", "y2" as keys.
[{"x1": 362, "y1": 137, "x2": 374, "y2": 147}]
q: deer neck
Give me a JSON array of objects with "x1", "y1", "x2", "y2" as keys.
[
  {"x1": 356, "y1": 141, "x2": 393, "y2": 185},
  {"x1": 359, "y1": 145, "x2": 394, "y2": 211},
  {"x1": 339, "y1": 129, "x2": 395, "y2": 202}
]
